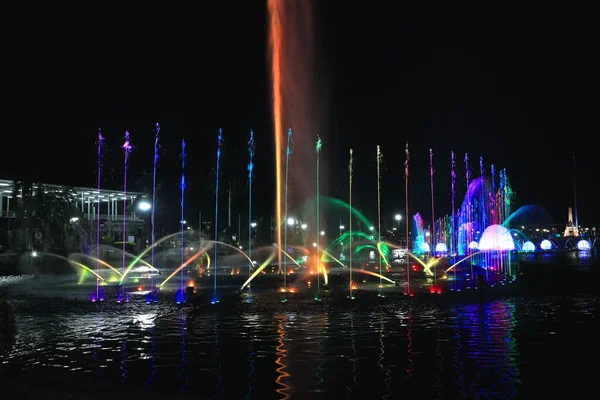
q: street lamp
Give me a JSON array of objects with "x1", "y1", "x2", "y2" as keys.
[
  {"x1": 301, "y1": 223, "x2": 307, "y2": 230},
  {"x1": 287, "y1": 217, "x2": 295, "y2": 226},
  {"x1": 395, "y1": 214, "x2": 402, "y2": 228},
  {"x1": 250, "y1": 222, "x2": 257, "y2": 228},
  {"x1": 138, "y1": 200, "x2": 152, "y2": 211}
]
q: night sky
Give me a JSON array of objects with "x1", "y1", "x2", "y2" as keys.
[{"x1": 0, "y1": 1, "x2": 597, "y2": 231}]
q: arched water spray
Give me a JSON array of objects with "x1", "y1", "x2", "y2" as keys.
[{"x1": 212, "y1": 129, "x2": 223, "y2": 304}]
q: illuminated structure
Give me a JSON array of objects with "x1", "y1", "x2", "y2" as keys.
[
  {"x1": 0, "y1": 178, "x2": 149, "y2": 248},
  {"x1": 563, "y1": 207, "x2": 580, "y2": 237}
]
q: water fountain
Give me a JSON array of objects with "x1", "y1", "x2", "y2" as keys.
[
  {"x1": 148, "y1": 123, "x2": 160, "y2": 303},
  {"x1": 178, "y1": 139, "x2": 186, "y2": 304},
  {"x1": 212, "y1": 129, "x2": 223, "y2": 304},
  {"x1": 247, "y1": 130, "x2": 255, "y2": 301},
  {"x1": 118, "y1": 131, "x2": 132, "y2": 303}
]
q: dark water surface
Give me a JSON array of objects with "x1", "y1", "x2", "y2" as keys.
[{"x1": 2, "y1": 290, "x2": 599, "y2": 399}]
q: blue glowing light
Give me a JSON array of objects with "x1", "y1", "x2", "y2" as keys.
[
  {"x1": 419, "y1": 242, "x2": 430, "y2": 253},
  {"x1": 522, "y1": 241, "x2": 535, "y2": 252},
  {"x1": 577, "y1": 239, "x2": 591, "y2": 251},
  {"x1": 540, "y1": 239, "x2": 552, "y2": 250}
]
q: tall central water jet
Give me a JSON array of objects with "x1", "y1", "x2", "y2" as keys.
[
  {"x1": 212, "y1": 129, "x2": 223, "y2": 304},
  {"x1": 179, "y1": 139, "x2": 186, "y2": 303},
  {"x1": 268, "y1": 0, "x2": 322, "y2": 275},
  {"x1": 376, "y1": 145, "x2": 383, "y2": 296},
  {"x1": 94, "y1": 129, "x2": 104, "y2": 302},
  {"x1": 119, "y1": 131, "x2": 132, "y2": 303},
  {"x1": 247, "y1": 130, "x2": 255, "y2": 300},
  {"x1": 150, "y1": 123, "x2": 160, "y2": 298}
]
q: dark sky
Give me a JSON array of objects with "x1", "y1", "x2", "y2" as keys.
[{"x1": 0, "y1": 1, "x2": 597, "y2": 231}]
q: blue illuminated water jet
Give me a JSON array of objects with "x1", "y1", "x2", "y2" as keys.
[
  {"x1": 178, "y1": 139, "x2": 187, "y2": 304},
  {"x1": 212, "y1": 129, "x2": 223, "y2": 304},
  {"x1": 119, "y1": 131, "x2": 132, "y2": 303},
  {"x1": 247, "y1": 130, "x2": 255, "y2": 302},
  {"x1": 150, "y1": 123, "x2": 160, "y2": 302}
]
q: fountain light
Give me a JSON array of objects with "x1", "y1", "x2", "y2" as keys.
[
  {"x1": 577, "y1": 240, "x2": 591, "y2": 251},
  {"x1": 138, "y1": 200, "x2": 151, "y2": 211}
]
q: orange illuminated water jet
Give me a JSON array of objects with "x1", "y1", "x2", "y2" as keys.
[{"x1": 269, "y1": 0, "x2": 284, "y2": 274}]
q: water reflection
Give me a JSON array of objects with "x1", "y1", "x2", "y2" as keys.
[
  {"x1": 244, "y1": 315, "x2": 257, "y2": 400},
  {"x1": 120, "y1": 339, "x2": 128, "y2": 384},
  {"x1": 378, "y1": 313, "x2": 392, "y2": 399},
  {"x1": 144, "y1": 323, "x2": 157, "y2": 389},
  {"x1": 4, "y1": 297, "x2": 599, "y2": 398},
  {"x1": 274, "y1": 314, "x2": 291, "y2": 399},
  {"x1": 211, "y1": 316, "x2": 224, "y2": 398},
  {"x1": 347, "y1": 312, "x2": 358, "y2": 399},
  {"x1": 177, "y1": 314, "x2": 188, "y2": 395}
]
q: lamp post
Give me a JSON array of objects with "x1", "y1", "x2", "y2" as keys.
[{"x1": 395, "y1": 213, "x2": 402, "y2": 228}]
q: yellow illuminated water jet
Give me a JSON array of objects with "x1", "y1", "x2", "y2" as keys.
[{"x1": 241, "y1": 253, "x2": 276, "y2": 289}]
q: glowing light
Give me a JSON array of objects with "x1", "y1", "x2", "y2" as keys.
[
  {"x1": 287, "y1": 217, "x2": 295, "y2": 226},
  {"x1": 435, "y1": 243, "x2": 447, "y2": 253},
  {"x1": 522, "y1": 241, "x2": 535, "y2": 252},
  {"x1": 395, "y1": 214, "x2": 402, "y2": 221},
  {"x1": 419, "y1": 242, "x2": 430, "y2": 253},
  {"x1": 320, "y1": 231, "x2": 325, "y2": 236},
  {"x1": 250, "y1": 222, "x2": 257, "y2": 228},
  {"x1": 478, "y1": 224, "x2": 515, "y2": 251},
  {"x1": 577, "y1": 240, "x2": 591, "y2": 250},
  {"x1": 301, "y1": 223, "x2": 307, "y2": 230},
  {"x1": 468, "y1": 241, "x2": 478, "y2": 250},
  {"x1": 138, "y1": 201, "x2": 151, "y2": 211},
  {"x1": 540, "y1": 239, "x2": 552, "y2": 250}
]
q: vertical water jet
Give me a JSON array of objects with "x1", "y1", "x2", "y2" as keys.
[
  {"x1": 179, "y1": 139, "x2": 186, "y2": 303},
  {"x1": 404, "y1": 142, "x2": 410, "y2": 295},
  {"x1": 247, "y1": 130, "x2": 255, "y2": 300},
  {"x1": 283, "y1": 128, "x2": 292, "y2": 296},
  {"x1": 212, "y1": 129, "x2": 223, "y2": 304},
  {"x1": 348, "y1": 148, "x2": 354, "y2": 299},
  {"x1": 376, "y1": 145, "x2": 383, "y2": 296},
  {"x1": 95, "y1": 129, "x2": 104, "y2": 302},
  {"x1": 429, "y1": 148, "x2": 435, "y2": 285},
  {"x1": 315, "y1": 135, "x2": 322, "y2": 301},
  {"x1": 119, "y1": 131, "x2": 132, "y2": 303},
  {"x1": 150, "y1": 123, "x2": 160, "y2": 300}
]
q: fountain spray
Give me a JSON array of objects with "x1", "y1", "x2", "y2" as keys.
[
  {"x1": 95, "y1": 129, "x2": 103, "y2": 302},
  {"x1": 404, "y1": 142, "x2": 410, "y2": 295},
  {"x1": 179, "y1": 139, "x2": 186, "y2": 303},
  {"x1": 376, "y1": 145, "x2": 383, "y2": 296},
  {"x1": 212, "y1": 129, "x2": 223, "y2": 304},
  {"x1": 150, "y1": 123, "x2": 160, "y2": 299},
  {"x1": 120, "y1": 131, "x2": 132, "y2": 303},
  {"x1": 348, "y1": 148, "x2": 354, "y2": 299},
  {"x1": 283, "y1": 128, "x2": 292, "y2": 297},
  {"x1": 315, "y1": 135, "x2": 322, "y2": 301},
  {"x1": 480, "y1": 156, "x2": 488, "y2": 282},
  {"x1": 464, "y1": 153, "x2": 473, "y2": 287},
  {"x1": 491, "y1": 165, "x2": 496, "y2": 225},
  {"x1": 429, "y1": 148, "x2": 435, "y2": 285},
  {"x1": 451, "y1": 151, "x2": 457, "y2": 288},
  {"x1": 247, "y1": 130, "x2": 255, "y2": 300}
]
